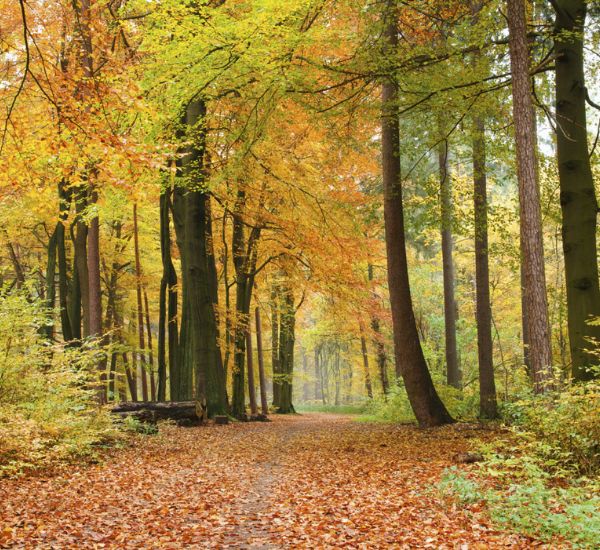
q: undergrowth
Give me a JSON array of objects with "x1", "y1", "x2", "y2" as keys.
[
  {"x1": 438, "y1": 378, "x2": 600, "y2": 547},
  {"x1": 0, "y1": 290, "x2": 121, "y2": 477}
]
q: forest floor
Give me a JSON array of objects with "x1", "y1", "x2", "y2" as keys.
[{"x1": 0, "y1": 413, "x2": 548, "y2": 549}]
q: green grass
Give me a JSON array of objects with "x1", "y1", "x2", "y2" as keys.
[{"x1": 295, "y1": 402, "x2": 369, "y2": 415}]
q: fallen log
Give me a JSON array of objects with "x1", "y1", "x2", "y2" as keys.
[{"x1": 111, "y1": 401, "x2": 202, "y2": 425}]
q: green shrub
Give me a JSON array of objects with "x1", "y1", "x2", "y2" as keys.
[
  {"x1": 439, "y1": 466, "x2": 600, "y2": 547},
  {"x1": 501, "y1": 381, "x2": 600, "y2": 476},
  {"x1": 361, "y1": 382, "x2": 480, "y2": 423},
  {"x1": 0, "y1": 290, "x2": 119, "y2": 476}
]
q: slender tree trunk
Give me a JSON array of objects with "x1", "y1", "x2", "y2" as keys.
[
  {"x1": 553, "y1": 0, "x2": 600, "y2": 380},
  {"x1": 472, "y1": 116, "x2": 498, "y2": 418},
  {"x1": 271, "y1": 284, "x2": 280, "y2": 406},
  {"x1": 520, "y1": 258, "x2": 531, "y2": 375},
  {"x1": 439, "y1": 138, "x2": 460, "y2": 388},
  {"x1": 246, "y1": 326, "x2": 258, "y2": 416},
  {"x1": 44, "y1": 227, "x2": 58, "y2": 340},
  {"x1": 74, "y1": 191, "x2": 90, "y2": 339},
  {"x1": 381, "y1": 1, "x2": 453, "y2": 427},
  {"x1": 56, "y1": 184, "x2": 73, "y2": 342},
  {"x1": 368, "y1": 264, "x2": 389, "y2": 396},
  {"x1": 507, "y1": 0, "x2": 553, "y2": 392},
  {"x1": 133, "y1": 203, "x2": 149, "y2": 402},
  {"x1": 144, "y1": 289, "x2": 156, "y2": 401},
  {"x1": 314, "y1": 347, "x2": 322, "y2": 402},
  {"x1": 359, "y1": 322, "x2": 374, "y2": 399},
  {"x1": 255, "y1": 306, "x2": 269, "y2": 416},
  {"x1": 158, "y1": 188, "x2": 178, "y2": 401}
]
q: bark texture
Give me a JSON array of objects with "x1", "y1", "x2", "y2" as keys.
[
  {"x1": 554, "y1": 0, "x2": 600, "y2": 380},
  {"x1": 507, "y1": 0, "x2": 553, "y2": 392}
]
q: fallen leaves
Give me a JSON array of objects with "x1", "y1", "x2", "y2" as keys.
[{"x1": 0, "y1": 414, "x2": 558, "y2": 548}]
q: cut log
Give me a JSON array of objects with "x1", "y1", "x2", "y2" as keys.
[
  {"x1": 111, "y1": 401, "x2": 202, "y2": 425},
  {"x1": 214, "y1": 415, "x2": 229, "y2": 425}
]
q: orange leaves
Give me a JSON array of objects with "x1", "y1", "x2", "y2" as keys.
[{"x1": 0, "y1": 414, "x2": 540, "y2": 548}]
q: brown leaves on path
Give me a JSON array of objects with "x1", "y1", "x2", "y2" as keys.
[{"x1": 1, "y1": 414, "x2": 547, "y2": 548}]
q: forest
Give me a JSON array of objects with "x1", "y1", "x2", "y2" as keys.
[{"x1": 0, "y1": 0, "x2": 599, "y2": 547}]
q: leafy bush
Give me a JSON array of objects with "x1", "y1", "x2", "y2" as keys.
[
  {"x1": 0, "y1": 290, "x2": 118, "y2": 476},
  {"x1": 361, "y1": 382, "x2": 479, "y2": 423},
  {"x1": 501, "y1": 381, "x2": 600, "y2": 476},
  {"x1": 439, "y1": 466, "x2": 600, "y2": 547}
]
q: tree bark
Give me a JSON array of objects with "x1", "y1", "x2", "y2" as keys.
[
  {"x1": 507, "y1": 0, "x2": 553, "y2": 392},
  {"x1": 133, "y1": 203, "x2": 149, "y2": 402},
  {"x1": 553, "y1": 0, "x2": 600, "y2": 380},
  {"x1": 439, "y1": 137, "x2": 460, "y2": 388},
  {"x1": 472, "y1": 116, "x2": 498, "y2": 418},
  {"x1": 171, "y1": 99, "x2": 227, "y2": 416},
  {"x1": 271, "y1": 283, "x2": 280, "y2": 406},
  {"x1": 255, "y1": 306, "x2": 269, "y2": 416},
  {"x1": 276, "y1": 282, "x2": 296, "y2": 414},
  {"x1": 158, "y1": 187, "x2": 178, "y2": 401},
  {"x1": 359, "y1": 321, "x2": 374, "y2": 399},
  {"x1": 246, "y1": 326, "x2": 258, "y2": 416},
  {"x1": 381, "y1": 1, "x2": 453, "y2": 426},
  {"x1": 368, "y1": 263, "x2": 389, "y2": 396}
]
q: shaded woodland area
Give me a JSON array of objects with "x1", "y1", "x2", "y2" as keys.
[{"x1": 0, "y1": 0, "x2": 599, "y2": 546}]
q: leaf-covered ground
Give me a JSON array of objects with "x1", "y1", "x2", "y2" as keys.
[{"x1": 1, "y1": 414, "x2": 547, "y2": 548}]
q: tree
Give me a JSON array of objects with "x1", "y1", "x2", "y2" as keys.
[
  {"x1": 507, "y1": 0, "x2": 553, "y2": 392},
  {"x1": 381, "y1": 0, "x2": 453, "y2": 427},
  {"x1": 472, "y1": 116, "x2": 498, "y2": 418},
  {"x1": 553, "y1": 0, "x2": 600, "y2": 381}
]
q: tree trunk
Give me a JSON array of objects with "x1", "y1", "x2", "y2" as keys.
[
  {"x1": 133, "y1": 203, "x2": 149, "y2": 402},
  {"x1": 73, "y1": 190, "x2": 90, "y2": 339},
  {"x1": 368, "y1": 264, "x2": 389, "y2": 396},
  {"x1": 276, "y1": 282, "x2": 295, "y2": 414},
  {"x1": 472, "y1": 116, "x2": 498, "y2": 418},
  {"x1": 554, "y1": 0, "x2": 600, "y2": 380},
  {"x1": 44, "y1": 226, "x2": 58, "y2": 340},
  {"x1": 246, "y1": 327, "x2": 258, "y2": 416},
  {"x1": 507, "y1": 0, "x2": 553, "y2": 392},
  {"x1": 158, "y1": 188, "x2": 178, "y2": 401},
  {"x1": 271, "y1": 284, "x2": 280, "y2": 406},
  {"x1": 255, "y1": 306, "x2": 269, "y2": 416},
  {"x1": 171, "y1": 99, "x2": 227, "y2": 416},
  {"x1": 439, "y1": 138, "x2": 460, "y2": 388},
  {"x1": 381, "y1": 1, "x2": 453, "y2": 427},
  {"x1": 144, "y1": 289, "x2": 156, "y2": 401},
  {"x1": 359, "y1": 322, "x2": 374, "y2": 399}
]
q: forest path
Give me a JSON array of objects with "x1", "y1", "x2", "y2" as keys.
[{"x1": 1, "y1": 413, "x2": 537, "y2": 548}]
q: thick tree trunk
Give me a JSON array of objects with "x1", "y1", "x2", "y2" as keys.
[
  {"x1": 554, "y1": 0, "x2": 600, "y2": 380},
  {"x1": 439, "y1": 139, "x2": 460, "y2": 388},
  {"x1": 276, "y1": 283, "x2": 295, "y2": 414},
  {"x1": 171, "y1": 99, "x2": 227, "y2": 416},
  {"x1": 507, "y1": 0, "x2": 553, "y2": 392},
  {"x1": 111, "y1": 401, "x2": 203, "y2": 425},
  {"x1": 472, "y1": 117, "x2": 498, "y2": 418},
  {"x1": 255, "y1": 306, "x2": 269, "y2": 416},
  {"x1": 381, "y1": 1, "x2": 453, "y2": 427}
]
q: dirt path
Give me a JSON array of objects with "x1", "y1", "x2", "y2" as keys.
[{"x1": 0, "y1": 414, "x2": 538, "y2": 548}]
